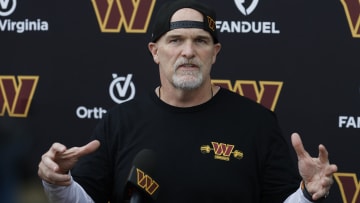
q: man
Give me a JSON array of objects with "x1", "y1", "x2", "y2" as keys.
[{"x1": 38, "y1": 0, "x2": 338, "y2": 202}]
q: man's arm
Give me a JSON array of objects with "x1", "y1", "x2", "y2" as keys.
[
  {"x1": 38, "y1": 140, "x2": 100, "y2": 202},
  {"x1": 42, "y1": 176, "x2": 94, "y2": 203},
  {"x1": 284, "y1": 186, "x2": 314, "y2": 203}
]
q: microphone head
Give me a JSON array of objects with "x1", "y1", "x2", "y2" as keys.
[{"x1": 124, "y1": 149, "x2": 160, "y2": 200}]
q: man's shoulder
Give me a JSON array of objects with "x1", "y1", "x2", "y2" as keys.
[{"x1": 218, "y1": 87, "x2": 275, "y2": 115}]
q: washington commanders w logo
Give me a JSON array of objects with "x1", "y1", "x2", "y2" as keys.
[
  {"x1": 0, "y1": 75, "x2": 39, "y2": 117},
  {"x1": 335, "y1": 172, "x2": 360, "y2": 203},
  {"x1": 91, "y1": 0, "x2": 156, "y2": 33},
  {"x1": 341, "y1": 0, "x2": 360, "y2": 38},
  {"x1": 136, "y1": 168, "x2": 159, "y2": 195},
  {"x1": 211, "y1": 80, "x2": 282, "y2": 111},
  {"x1": 201, "y1": 142, "x2": 244, "y2": 161}
]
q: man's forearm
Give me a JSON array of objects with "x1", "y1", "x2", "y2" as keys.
[
  {"x1": 42, "y1": 177, "x2": 94, "y2": 203},
  {"x1": 284, "y1": 187, "x2": 313, "y2": 203}
]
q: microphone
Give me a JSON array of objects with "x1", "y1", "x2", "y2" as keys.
[{"x1": 124, "y1": 149, "x2": 160, "y2": 203}]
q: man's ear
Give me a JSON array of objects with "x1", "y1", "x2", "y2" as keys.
[
  {"x1": 212, "y1": 43, "x2": 222, "y2": 64},
  {"x1": 148, "y1": 42, "x2": 160, "y2": 64}
]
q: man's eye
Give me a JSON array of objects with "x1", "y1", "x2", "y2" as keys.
[
  {"x1": 169, "y1": 39, "x2": 180, "y2": 43},
  {"x1": 196, "y1": 39, "x2": 207, "y2": 44}
]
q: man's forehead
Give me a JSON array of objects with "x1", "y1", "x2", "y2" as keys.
[
  {"x1": 170, "y1": 8, "x2": 204, "y2": 22},
  {"x1": 164, "y1": 28, "x2": 212, "y2": 39}
]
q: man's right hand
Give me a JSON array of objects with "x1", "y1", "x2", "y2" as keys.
[{"x1": 38, "y1": 140, "x2": 100, "y2": 186}]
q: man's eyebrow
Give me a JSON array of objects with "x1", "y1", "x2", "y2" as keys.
[
  {"x1": 195, "y1": 35, "x2": 212, "y2": 40},
  {"x1": 166, "y1": 34, "x2": 183, "y2": 38}
]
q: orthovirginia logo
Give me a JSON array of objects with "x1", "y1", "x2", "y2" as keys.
[
  {"x1": 91, "y1": 0, "x2": 155, "y2": 33},
  {"x1": 341, "y1": 0, "x2": 360, "y2": 38},
  {"x1": 216, "y1": 0, "x2": 280, "y2": 34},
  {"x1": 201, "y1": 142, "x2": 244, "y2": 161},
  {"x1": 76, "y1": 73, "x2": 135, "y2": 120},
  {"x1": 0, "y1": 0, "x2": 49, "y2": 33},
  {"x1": 0, "y1": 75, "x2": 39, "y2": 117},
  {"x1": 109, "y1": 73, "x2": 135, "y2": 104},
  {"x1": 0, "y1": 0, "x2": 16, "y2": 16}
]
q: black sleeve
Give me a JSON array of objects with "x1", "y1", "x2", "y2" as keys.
[
  {"x1": 72, "y1": 115, "x2": 114, "y2": 203},
  {"x1": 258, "y1": 111, "x2": 301, "y2": 202}
]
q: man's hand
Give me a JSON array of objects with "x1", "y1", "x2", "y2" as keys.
[
  {"x1": 38, "y1": 140, "x2": 100, "y2": 186},
  {"x1": 291, "y1": 133, "x2": 338, "y2": 200}
]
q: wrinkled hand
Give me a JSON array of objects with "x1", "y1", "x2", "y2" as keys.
[
  {"x1": 38, "y1": 140, "x2": 100, "y2": 186},
  {"x1": 291, "y1": 133, "x2": 338, "y2": 200}
]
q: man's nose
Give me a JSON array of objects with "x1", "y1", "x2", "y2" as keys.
[{"x1": 181, "y1": 41, "x2": 196, "y2": 58}]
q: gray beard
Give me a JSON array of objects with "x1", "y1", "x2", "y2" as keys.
[{"x1": 172, "y1": 71, "x2": 203, "y2": 90}]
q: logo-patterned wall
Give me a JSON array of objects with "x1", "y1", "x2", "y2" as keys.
[{"x1": 1, "y1": 0, "x2": 359, "y2": 202}]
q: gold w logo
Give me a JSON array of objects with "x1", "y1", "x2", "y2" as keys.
[
  {"x1": 211, "y1": 80, "x2": 283, "y2": 111},
  {"x1": 334, "y1": 172, "x2": 360, "y2": 203},
  {"x1": 91, "y1": 0, "x2": 156, "y2": 33},
  {"x1": 341, "y1": 0, "x2": 360, "y2": 38},
  {"x1": 136, "y1": 168, "x2": 159, "y2": 195},
  {"x1": 211, "y1": 142, "x2": 235, "y2": 157},
  {"x1": 0, "y1": 75, "x2": 39, "y2": 117}
]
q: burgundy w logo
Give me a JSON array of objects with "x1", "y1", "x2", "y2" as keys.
[
  {"x1": 341, "y1": 0, "x2": 360, "y2": 38},
  {"x1": 211, "y1": 142, "x2": 235, "y2": 157},
  {"x1": 0, "y1": 75, "x2": 39, "y2": 117},
  {"x1": 136, "y1": 168, "x2": 159, "y2": 195},
  {"x1": 212, "y1": 80, "x2": 283, "y2": 111},
  {"x1": 334, "y1": 172, "x2": 360, "y2": 203},
  {"x1": 91, "y1": 0, "x2": 156, "y2": 33}
]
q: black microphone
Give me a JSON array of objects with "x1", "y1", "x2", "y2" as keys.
[{"x1": 124, "y1": 149, "x2": 160, "y2": 203}]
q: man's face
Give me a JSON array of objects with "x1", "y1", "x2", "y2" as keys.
[{"x1": 149, "y1": 8, "x2": 221, "y2": 90}]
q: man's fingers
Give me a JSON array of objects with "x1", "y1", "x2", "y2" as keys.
[
  {"x1": 62, "y1": 140, "x2": 101, "y2": 159},
  {"x1": 38, "y1": 141, "x2": 99, "y2": 186},
  {"x1": 78, "y1": 140, "x2": 100, "y2": 157},
  {"x1": 49, "y1": 142, "x2": 67, "y2": 157},
  {"x1": 41, "y1": 154, "x2": 61, "y2": 171},
  {"x1": 324, "y1": 164, "x2": 338, "y2": 176},
  {"x1": 291, "y1": 133, "x2": 307, "y2": 159},
  {"x1": 318, "y1": 144, "x2": 329, "y2": 164},
  {"x1": 38, "y1": 161, "x2": 72, "y2": 186},
  {"x1": 41, "y1": 171, "x2": 72, "y2": 186}
]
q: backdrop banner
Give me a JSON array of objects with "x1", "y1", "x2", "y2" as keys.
[{"x1": 1, "y1": 0, "x2": 359, "y2": 202}]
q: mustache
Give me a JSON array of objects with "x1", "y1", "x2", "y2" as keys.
[{"x1": 174, "y1": 58, "x2": 202, "y2": 69}]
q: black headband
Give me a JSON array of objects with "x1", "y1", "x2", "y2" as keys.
[{"x1": 170, "y1": 21, "x2": 205, "y2": 30}]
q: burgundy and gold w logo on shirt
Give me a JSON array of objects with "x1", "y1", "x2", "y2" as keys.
[{"x1": 201, "y1": 142, "x2": 244, "y2": 161}]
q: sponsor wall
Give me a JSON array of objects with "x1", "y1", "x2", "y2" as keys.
[{"x1": 1, "y1": 0, "x2": 359, "y2": 202}]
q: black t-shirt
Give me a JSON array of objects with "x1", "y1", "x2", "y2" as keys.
[{"x1": 72, "y1": 88, "x2": 300, "y2": 203}]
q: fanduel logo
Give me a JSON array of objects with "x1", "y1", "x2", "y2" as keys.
[
  {"x1": 338, "y1": 116, "x2": 360, "y2": 129},
  {"x1": 216, "y1": 0, "x2": 280, "y2": 34},
  {"x1": 341, "y1": 0, "x2": 360, "y2": 38},
  {"x1": 0, "y1": 0, "x2": 49, "y2": 33},
  {"x1": 234, "y1": 0, "x2": 258, "y2": 16},
  {"x1": 91, "y1": 0, "x2": 155, "y2": 33}
]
